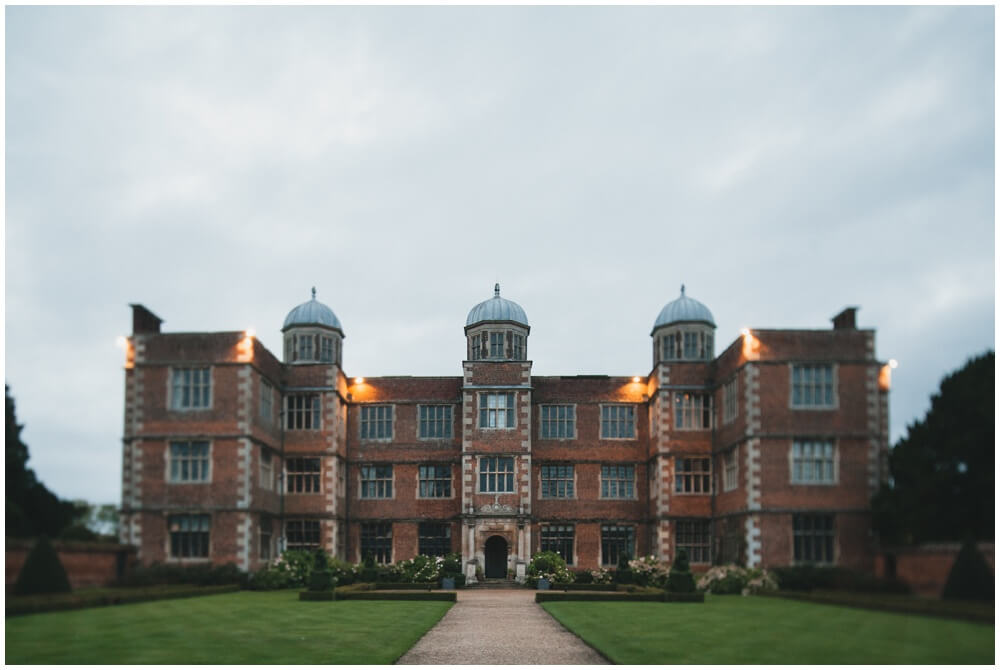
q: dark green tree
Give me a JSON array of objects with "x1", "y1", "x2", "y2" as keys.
[
  {"x1": 13, "y1": 536, "x2": 72, "y2": 595},
  {"x1": 942, "y1": 538, "x2": 994, "y2": 601},
  {"x1": 872, "y1": 352, "x2": 994, "y2": 545},
  {"x1": 666, "y1": 549, "x2": 697, "y2": 593},
  {"x1": 6, "y1": 385, "x2": 80, "y2": 538}
]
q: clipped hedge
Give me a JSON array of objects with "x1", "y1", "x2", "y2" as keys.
[
  {"x1": 536, "y1": 591, "x2": 665, "y2": 603},
  {"x1": 336, "y1": 590, "x2": 456, "y2": 602},
  {"x1": 374, "y1": 582, "x2": 436, "y2": 590},
  {"x1": 554, "y1": 584, "x2": 618, "y2": 592},
  {"x1": 760, "y1": 590, "x2": 993, "y2": 623},
  {"x1": 6, "y1": 584, "x2": 240, "y2": 617},
  {"x1": 115, "y1": 562, "x2": 247, "y2": 588},
  {"x1": 770, "y1": 565, "x2": 910, "y2": 594}
]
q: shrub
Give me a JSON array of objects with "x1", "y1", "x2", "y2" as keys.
[
  {"x1": 590, "y1": 567, "x2": 613, "y2": 584},
  {"x1": 573, "y1": 569, "x2": 594, "y2": 584},
  {"x1": 359, "y1": 554, "x2": 379, "y2": 583},
  {"x1": 328, "y1": 557, "x2": 357, "y2": 586},
  {"x1": 392, "y1": 554, "x2": 443, "y2": 583},
  {"x1": 117, "y1": 562, "x2": 247, "y2": 588},
  {"x1": 527, "y1": 551, "x2": 574, "y2": 584},
  {"x1": 14, "y1": 536, "x2": 72, "y2": 596},
  {"x1": 666, "y1": 549, "x2": 696, "y2": 594},
  {"x1": 614, "y1": 553, "x2": 633, "y2": 585},
  {"x1": 943, "y1": 539, "x2": 994, "y2": 602},
  {"x1": 697, "y1": 564, "x2": 778, "y2": 596},
  {"x1": 307, "y1": 549, "x2": 333, "y2": 592},
  {"x1": 628, "y1": 555, "x2": 669, "y2": 588},
  {"x1": 771, "y1": 565, "x2": 909, "y2": 594}
]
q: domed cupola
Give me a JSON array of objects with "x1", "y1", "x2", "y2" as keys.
[
  {"x1": 465, "y1": 284, "x2": 529, "y2": 361},
  {"x1": 281, "y1": 287, "x2": 344, "y2": 364},
  {"x1": 651, "y1": 285, "x2": 716, "y2": 364}
]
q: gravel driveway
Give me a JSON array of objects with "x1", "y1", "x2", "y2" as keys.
[{"x1": 396, "y1": 589, "x2": 608, "y2": 665}]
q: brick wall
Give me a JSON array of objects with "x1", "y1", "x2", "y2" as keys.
[
  {"x1": 7, "y1": 540, "x2": 137, "y2": 592},
  {"x1": 875, "y1": 543, "x2": 995, "y2": 597}
]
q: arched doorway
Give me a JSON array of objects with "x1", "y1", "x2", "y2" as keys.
[{"x1": 484, "y1": 535, "x2": 508, "y2": 579}]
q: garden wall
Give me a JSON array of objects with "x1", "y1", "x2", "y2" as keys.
[
  {"x1": 6, "y1": 539, "x2": 137, "y2": 592},
  {"x1": 875, "y1": 542, "x2": 994, "y2": 598}
]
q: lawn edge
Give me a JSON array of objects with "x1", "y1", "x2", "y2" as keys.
[{"x1": 539, "y1": 600, "x2": 616, "y2": 665}]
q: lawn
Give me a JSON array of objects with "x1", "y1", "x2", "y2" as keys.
[
  {"x1": 543, "y1": 595, "x2": 995, "y2": 664},
  {"x1": 6, "y1": 590, "x2": 451, "y2": 664}
]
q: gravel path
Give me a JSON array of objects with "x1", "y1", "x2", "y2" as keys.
[{"x1": 396, "y1": 589, "x2": 609, "y2": 665}]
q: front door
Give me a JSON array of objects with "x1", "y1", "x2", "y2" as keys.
[{"x1": 484, "y1": 535, "x2": 508, "y2": 579}]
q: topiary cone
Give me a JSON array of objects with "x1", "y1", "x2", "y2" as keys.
[{"x1": 14, "y1": 536, "x2": 72, "y2": 596}]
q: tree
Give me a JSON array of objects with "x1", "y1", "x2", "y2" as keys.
[
  {"x1": 6, "y1": 385, "x2": 80, "y2": 538},
  {"x1": 872, "y1": 352, "x2": 994, "y2": 545}
]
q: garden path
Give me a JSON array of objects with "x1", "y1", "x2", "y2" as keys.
[{"x1": 395, "y1": 589, "x2": 608, "y2": 665}]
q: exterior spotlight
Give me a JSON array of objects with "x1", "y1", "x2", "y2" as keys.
[
  {"x1": 116, "y1": 335, "x2": 128, "y2": 349},
  {"x1": 355, "y1": 377, "x2": 365, "y2": 385},
  {"x1": 632, "y1": 376, "x2": 641, "y2": 383},
  {"x1": 741, "y1": 328, "x2": 751, "y2": 337},
  {"x1": 245, "y1": 328, "x2": 256, "y2": 339},
  {"x1": 889, "y1": 359, "x2": 898, "y2": 369}
]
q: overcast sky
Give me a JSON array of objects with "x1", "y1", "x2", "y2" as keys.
[{"x1": 6, "y1": 6, "x2": 994, "y2": 504}]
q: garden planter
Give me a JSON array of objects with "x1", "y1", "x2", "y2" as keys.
[
  {"x1": 537, "y1": 578, "x2": 550, "y2": 590},
  {"x1": 441, "y1": 577, "x2": 455, "y2": 590}
]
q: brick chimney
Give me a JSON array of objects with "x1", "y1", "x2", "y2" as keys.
[
  {"x1": 130, "y1": 304, "x2": 163, "y2": 334},
  {"x1": 831, "y1": 307, "x2": 858, "y2": 330}
]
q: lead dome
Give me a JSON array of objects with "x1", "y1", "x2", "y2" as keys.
[
  {"x1": 283, "y1": 288, "x2": 343, "y2": 333},
  {"x1": 465, "y1": 284, "x2": 529, "y2": 361},
  {"x1": 465, "y1": 284, "x2": 529, "y2": 330},
  {"x1": 651, "y1": 285, "x2": 716, "y2": 332},
  {"x1": 651, "y1": 285, "x2": 715, "y2": 364},
  {"x1": 282, "y1": 288, "x2": 344, "y2": 365}
]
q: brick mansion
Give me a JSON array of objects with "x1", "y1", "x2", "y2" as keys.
[{"x1": 119, "y1": 285, "x2": 891, "y2": 581}]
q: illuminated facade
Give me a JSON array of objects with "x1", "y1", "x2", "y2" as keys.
[{"x1": 119, "y1": 286, "x2": 890, "y2": 579}]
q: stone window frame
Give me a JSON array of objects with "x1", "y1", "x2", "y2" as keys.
[
  {"x1": 259, "y1": 447, "x2": 274, "y2": 490},
  {"x1": 478, "y1": 392, "x2": 516, "y2": 430},
  {"x1": 792, "y1": 513, "x2": 836, "y2": 564},
  {"x1": 259, "y1": 515, "x2": 274, "y2": 560},
  {"x1": 600, "y1": 404, "x2": 636, "y2": 440},
  {"x1": 675, "y1": 518, "x2": 712, "y2": 564},
  {"x1": 167, "y1": 513, "x2": 211, "y2": 560},
  {"x1": 417, "y1": 522, "x2": 452, "y2": 557},
  {"x1": 539, "y1": 464, "x2": 575, "y2": 499},
  {"x1": 789, "y1": 438, "x2": 838, "y2": 485},
  {"x1": 259, "y1": 378, "x2": 274, "y2": 424},
  {"x1": 286, "y1": 456, "x2": 322, "y2": 494},
  {"x1": 540, "y1": 524, "x2": 575, "y2": 565},
  {"x1": 417, "y1": 464, "x2": 452, "y2": 499},
  {"x1": 286, "y1": 518, "x2": 321, "y2": 552},
  {"x1": 722, "y1": 376, "x2": 739, "y2": 425},
  {"x1": 360, "y1": 522, "x2": 392, "y2": 564},
  {"x1": 166, "y1": 440, "x2": 212, "y2": 484},
  {"x1": 789, "y1": 363, "x2": 838, "y2": 410},
  {"x1": 285, "y1": 393, "x2": 321, "y2": 430},
  {"x1": 600, "y1": 524, "x2": 635, "y2": 567},
  {"x1": 467, "y1": 326, "x2": 529, "y2": 362},
  {"x1": 539, "y1": 404, "x2": 576, "y2": 440},
  {"x1": 657, "y1": 325, "x2": 714, "y2": 363},
  {"x1": 674, "y1": 392, "x2": 713, "y2": 431},
  {"x1": 359, "y1": 464, "x2": 394, "y2": 499},
  {"x1": 284, "y1": 329, "x2": 339, "y2": 365},
  {"x1": 722, "y1": 448, "x2": 738, "y2": 492},
  {"x1": 418, "y1": 404, "x2": 454, "y2": 440},
  {"x1": 674, "y1": 456, "x2": 712, "y2": 495},
  {"x1": 600, "y1": 464, "x2": 636, "y2": 500},
  {"x1": 168, "y1": 366, "x2": 212, "y2": 411},
  {"x1": 360, "y1": 404, "x2": 394, "y2": 441},
  {"x1": 478, "y1": 456, "x2": 516, "y2": 493}
]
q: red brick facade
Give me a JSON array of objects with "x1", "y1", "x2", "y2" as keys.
[{"x1": 120, "y1": 294, "x2": 889, "y2": 579}]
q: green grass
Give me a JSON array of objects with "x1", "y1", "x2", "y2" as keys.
[
  {"x1": 6, "y1": 590, "x2": 451, "y2": 664},
  {"x1": 543, "y1": 595, "x2": 995, "y2": 664}
]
